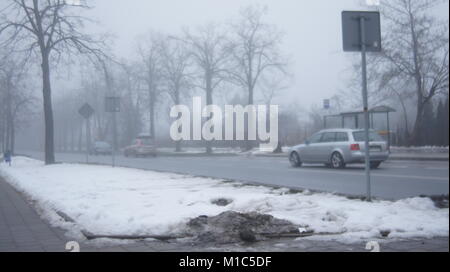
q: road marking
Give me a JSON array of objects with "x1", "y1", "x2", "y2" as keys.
[
  {"x1": 287, "y1": 168, "x2": 449, "y2": 181},
  {"x1": 371, "y1": 173, "x2": 448, "y2": 181},
  {"x1": 384, "y1": 165, "x2": 409, "y2": 169}
]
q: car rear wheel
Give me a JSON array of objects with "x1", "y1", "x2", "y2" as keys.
[
  {"x1": 289, "y1": 152, "x2": 302, "y2": 167},
  {"x1": 330, "y1": 152, "x2": 345, "y2": 169},
  {"x1": 370, "y1": 161, "x2": 382, "y2": 169}
]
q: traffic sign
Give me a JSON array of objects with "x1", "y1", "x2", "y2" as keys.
[
  {"x1": 342, "y1": 11, "x2": 381, "y2": 52},
  {"x1": 105, "y1": 97, "x2": 121, "y2": 113},
  {"x1": 78, "y1": 103, "x2": 94, "y2": 119},
  {"x1": 342, "y1": 10, "x2": 382, "y2": 202}
]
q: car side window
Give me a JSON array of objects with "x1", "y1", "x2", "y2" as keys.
[
  {"x1": 320, "y1": 132, "x2": 336, "y2": 143},
  {"x1": 336, "y1": 132, "x2": 349, "y2": 142},
  {"x1": 308, "y1": 133, "x2": 322, "y2": 144}
]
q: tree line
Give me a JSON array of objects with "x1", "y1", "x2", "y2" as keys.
[
  {"x1": 1, "y1": 2, "x2": 289, "y2": 163},
  {"x1": 338, "y1": 0, "x2": 448, "y2": 147},
  {"x1": 1, "y1": 0, "x2": 448, "y2": 164}
]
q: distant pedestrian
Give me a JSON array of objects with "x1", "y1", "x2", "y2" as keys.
[{"x1": 4, "y1": 150, "x2": 11, "y2": 166}]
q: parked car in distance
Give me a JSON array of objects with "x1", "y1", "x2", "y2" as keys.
[
  {"x1": 289, "y1": 129, "x2": 389, "y2": 169},
  {"x1": 124, "y1": 135, "x2": 157, "y2": 157},
  {"x1": 90, "y1": 141, "x2": 112, "y2": 155}
]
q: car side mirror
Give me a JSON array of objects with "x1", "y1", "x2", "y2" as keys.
[{"x1": 305, "y1": 140, "x2": 310, "y2": 145}]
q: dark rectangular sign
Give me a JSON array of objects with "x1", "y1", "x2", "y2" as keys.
[
  {"x1": 105, "y1": 97, "x2": 121, "y2": 113},
  {"x1": 342, "y1": 11, "x2": 381, "y2": 52}
]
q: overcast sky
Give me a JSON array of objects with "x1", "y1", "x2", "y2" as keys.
[{"x1": 83, "y1": 0, "x2": 448, "y2": 109}]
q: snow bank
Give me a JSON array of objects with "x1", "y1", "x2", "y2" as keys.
[
  {"x1": 158, "y1": 147, "x2": 242, "y2": 154},
  {"x1": 391, "y1": 146, "x2": 449, "y2": 154},
  {"x1": 0, "y1": 157, "x2": 448, "y2": 242}
]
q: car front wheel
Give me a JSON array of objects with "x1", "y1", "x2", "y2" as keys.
[
  {"x1": 289, "y1": 152, "x2": 302, "y2": 167},
  {"x1": 370, "y1": 161, "x2": 382, "y2": 169},
  {"x1": 330, "y1": 152, "x2": 345, "y2": 169}
]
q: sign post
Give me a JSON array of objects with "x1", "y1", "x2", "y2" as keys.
[
  {"x1": 323, "y1": 99, "x2": 330, "y2": 110},
  {"x1": 78, "y1": 103, "x2": 95, "y2": 164},
  {"x1": 323, "y1": 99, "x2": 330, "y2": 128},
  {"x1": 105, "y1": 97, "x2": 121, "y2": 167},
  {"x1": 342, "y1": 11, "x2": 381, "y2": 201}
]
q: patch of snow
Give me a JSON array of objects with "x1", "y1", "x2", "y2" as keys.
[
  {"x1": 158, "y1": 147, "x2": 243, "y2": 154},
  {"x1": 0, "y1": 157, "x2": 448, "y2": 243}
]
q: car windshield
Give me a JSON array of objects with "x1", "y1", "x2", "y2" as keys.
[
  {"x1": 138, "y1": 138, "x2": 153, "y2": 145},
  {"x1": 352, "y1": 131, "x2": 384, "y2": 142},
  {"x1": 307, "y1": 133, "x2": 322, "y2": 144},
  {"x1": 96, "y1": 142, "x2": 110, "y2": 148}
]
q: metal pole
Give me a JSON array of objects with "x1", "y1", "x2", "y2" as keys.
[
  {"x1": 387, "y1": 112, "x2": 391, "y2": 153},
  {"x1": 360, "y1": 16, "x2": 371, "y2": 201},
  {"x1": 112, "y1": 111, "x2": 117, "y2": 168},
  {"x1": 85, "y1": 117, "x2": 90, "y2": 164}
]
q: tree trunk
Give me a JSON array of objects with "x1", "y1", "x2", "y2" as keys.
[
  {"x1": 149, "y1": 90, "x2": 156, "y2": 138},
  {"x1": 42, "y1": 54, "x2": 56, "y2": 164},
  {"x1": 410, "y1": 92, "x2": 424, "y2": 146},
  {"x1": 11, "y1": 124, "x2": 15, "y2": 155},
  {"x1": 244, "y1": 84, "x2": 255, "y2": 151},
  {"x1": 174, "y1": 89, "x2": 182, "y2": 152},
  {"x1": 205, "y1": 73, "x2": 213, "y2": 154},
  {"x1": 78, "y1": 119, "x2": 83, "y2": 152},
  {"x1": 408, "y1": 11, "x2": 424, "y2": 147}
]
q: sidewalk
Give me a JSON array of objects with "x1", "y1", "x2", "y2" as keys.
[
  {"x1": 0, "y1": 175, "x2": 448, "y2": 252},
  {"x1": 0, "y1": 176, "x2": 68, "y2": 252}
]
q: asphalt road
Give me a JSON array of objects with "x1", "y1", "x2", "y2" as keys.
[{"x1": 18, "y1": 150, "x2": 449, "y2": 200}]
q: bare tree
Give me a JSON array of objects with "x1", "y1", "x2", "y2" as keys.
[
  {"x1": 118, "y1": 60, "x2": 144, "y2": 147},
  {"x1": 257, "y1": 73, "x2": 290, "y2": 106},
  {"x1": 228, "y1": 5, "x2": 288, "y2": 150},
  {"x1": 160, "y1": 37, "x2": 192, "y2": 152},
  {"x1": 377, "y1": 0, "x2": 449, "y2": 145},
  {"x1": 0, "y1": 49, "x2": 35, "y2": 154},
  {"x1": 180, "y1": 24, "x2": 231, "y2": 153},
  {"x1": 136, "y1": 32, "x2": 165, "y2": 140},
  {"x1": 229, "y1": 5, "x2": 287, "y2": 105},
  {"x1": 0, "y1": 0, "x2": 106, "y2": 164}
]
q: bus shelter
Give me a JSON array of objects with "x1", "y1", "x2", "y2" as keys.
[{"x1": 323, "y1": 106, "x2": 396, "y2": 151}]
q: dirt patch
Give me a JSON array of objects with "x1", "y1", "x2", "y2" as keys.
[
  {"x1": 186, "y1": 211, "x2": 311, "y2": 244},
  {"x1": 211, "y1": 198, "x2": 233, "y2": 206},
  {"x1": 427, "y1": 195, "x2": 449, "y2": 209}
]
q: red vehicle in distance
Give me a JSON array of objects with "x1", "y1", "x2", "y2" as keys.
[{"x1": 123, "y1": 135, "x2": 157, "y2": 157}]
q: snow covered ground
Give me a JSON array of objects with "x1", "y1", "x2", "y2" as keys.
[
  {"x1": 0, "y1": 157, "x2": 448, "y2": 243},
  {"x1": 157, "y1": 147, "x2": 243, "y2": 154}
]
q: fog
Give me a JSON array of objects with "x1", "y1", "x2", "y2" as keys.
[
  {"x1": 85, "y1": 0, "x2": 364, "y2": 107},
  {"x1": 1, "y1": 0, "x2": 448, "y2": 154}
]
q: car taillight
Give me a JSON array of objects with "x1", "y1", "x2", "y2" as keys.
[{"x1": 350, "y1": 144, "x2": 360, "y2": 151}]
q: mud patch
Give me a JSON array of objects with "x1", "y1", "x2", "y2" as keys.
[
  {"x1": 211, "y1": 198, "x2": 233, "y2": 206},
  {"x1": 186, "y1": 211, "x2": 311, "y2": 244},
  {"x1": 428, "y1": 195, "x2": 449, "y2": 209}
]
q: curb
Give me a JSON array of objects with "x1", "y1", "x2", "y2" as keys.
[
  {"x1": 253, "y1": 153, "x2": 449, "y2": 162},
  {"x1": 387, "y1": 156, "x2": 449, "y2": 162}
]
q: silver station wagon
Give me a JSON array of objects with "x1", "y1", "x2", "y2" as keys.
[{"x1": 289, "y1": 129, "x2": 389, "y2": 169}]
